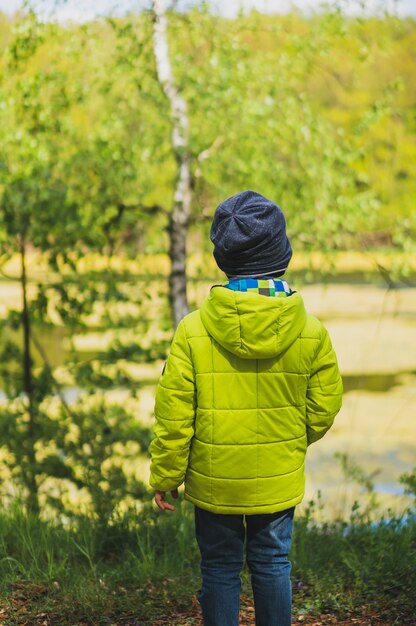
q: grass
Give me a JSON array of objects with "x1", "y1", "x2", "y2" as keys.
[
  {"x1": 291, "y1": 505, "x2": 416, "y2": 621},
  {"x1": 0, "y1": 500, "x2": 199, "y2": 624},
  {"x1": 0, "y1": 498, "x2": 414, "y2": 625}
]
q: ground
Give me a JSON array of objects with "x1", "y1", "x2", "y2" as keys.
[
  {"x1": 0, "y1": 585, "x2": 406, "y2": 626},
  {"x1": 149, "y1": 595, "x2": 397, "y2": 626}
]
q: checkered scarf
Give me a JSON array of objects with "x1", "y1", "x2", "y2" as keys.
[{"x1": 224, "y1": 278, "x2": 292, "y2": 297}]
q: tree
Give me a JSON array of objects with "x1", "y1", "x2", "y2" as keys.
[
  {"x1": 151, "y1": 0, "x2": 191, "y2": 327},
  {"x1": 0, "y1": 12, "x2": 71, "y2": 514},
  {"x1": 0, "y1": 11, "x2": 157, "y2": 520}
]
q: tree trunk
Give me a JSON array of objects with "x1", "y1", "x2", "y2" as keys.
[
  {"x1": 20, "y1": 237, "x2": 40, "y2": 515},
  {"x1": 152, "y1": 0, "x2": 191, "y2": 328}
]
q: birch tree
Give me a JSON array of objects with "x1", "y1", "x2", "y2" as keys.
[{"x1": 151, "y1": 0, "x2": 191, "y2": 328}]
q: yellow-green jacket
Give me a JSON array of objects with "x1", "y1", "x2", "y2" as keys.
[{"x1": 149, "y1": 286, "x2": 343, "y2": 514}]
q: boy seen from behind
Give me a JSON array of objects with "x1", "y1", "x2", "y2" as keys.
[{"x1": 149, "y1": 190, "x2": 343, "y2": 626}]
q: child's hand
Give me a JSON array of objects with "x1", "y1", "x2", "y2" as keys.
[{"x1": 154, "y1": 489, "x2": 178, "y2": 511}]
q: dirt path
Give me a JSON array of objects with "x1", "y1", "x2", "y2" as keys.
[
  {"x1": 0, "y1": 590, "x2": 398, "y2": 626},
  {"x1": 148, "y1": 595, "x2": 396, "y2": 626}
]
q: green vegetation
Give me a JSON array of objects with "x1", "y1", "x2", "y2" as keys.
[
  {"x1": 0, "y1": 2, "x2": 415, "y2": 514},
  {"x1": 0, "y1": 3, "x2": 415, "y2": 623},
  {"x1": 1, "y1": 6, "x2": 416, "y2": 255},
  {"x1": 0, "y1": 477, "x2": 414, "y2": 624}
]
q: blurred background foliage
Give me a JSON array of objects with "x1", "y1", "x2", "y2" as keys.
[
  {"x1": 0, "y1": 4, "x2": 415, "y2": 622},
  {"x1": 0, "y1": 2, "x2": 415, "y2": 522},
  {"x1": 1, "y1": 5, "x2": 415, "y2": 254}
]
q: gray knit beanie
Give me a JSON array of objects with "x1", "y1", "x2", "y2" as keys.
[{"x1": 210, "y1": 190, "x2": 292, "y2": 277}]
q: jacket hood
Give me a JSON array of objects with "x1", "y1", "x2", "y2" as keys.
[{"x1": 200, "y1": 286, "x2": 308, "y2": 359}]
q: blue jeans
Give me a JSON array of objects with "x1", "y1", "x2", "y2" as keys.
[{"x1": 194, "y1": 506, "x2": 295, "y2": 626}]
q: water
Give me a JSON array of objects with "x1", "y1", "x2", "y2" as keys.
[
  {"x1": 1, "y1": 280, "x2": 415, "y2": 517},
  {"x1": 342, "y1": 372, "x2": 414, "y2": 393}
]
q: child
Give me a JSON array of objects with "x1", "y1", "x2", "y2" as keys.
[{"x1": 149, "y1": 190, "x2": 343, "y2": 626}]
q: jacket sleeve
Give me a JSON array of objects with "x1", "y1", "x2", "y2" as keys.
[
  {"x1": 306, "y1": 325, "x2": 343, "y2": 445},
  {"x1": 149, "y1": 319, "x2": 196, "y2": 492}
]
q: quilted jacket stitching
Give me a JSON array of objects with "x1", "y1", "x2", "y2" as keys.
[{"x1": 150, "y1": 298, "x2": 342, "y2": 514}]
